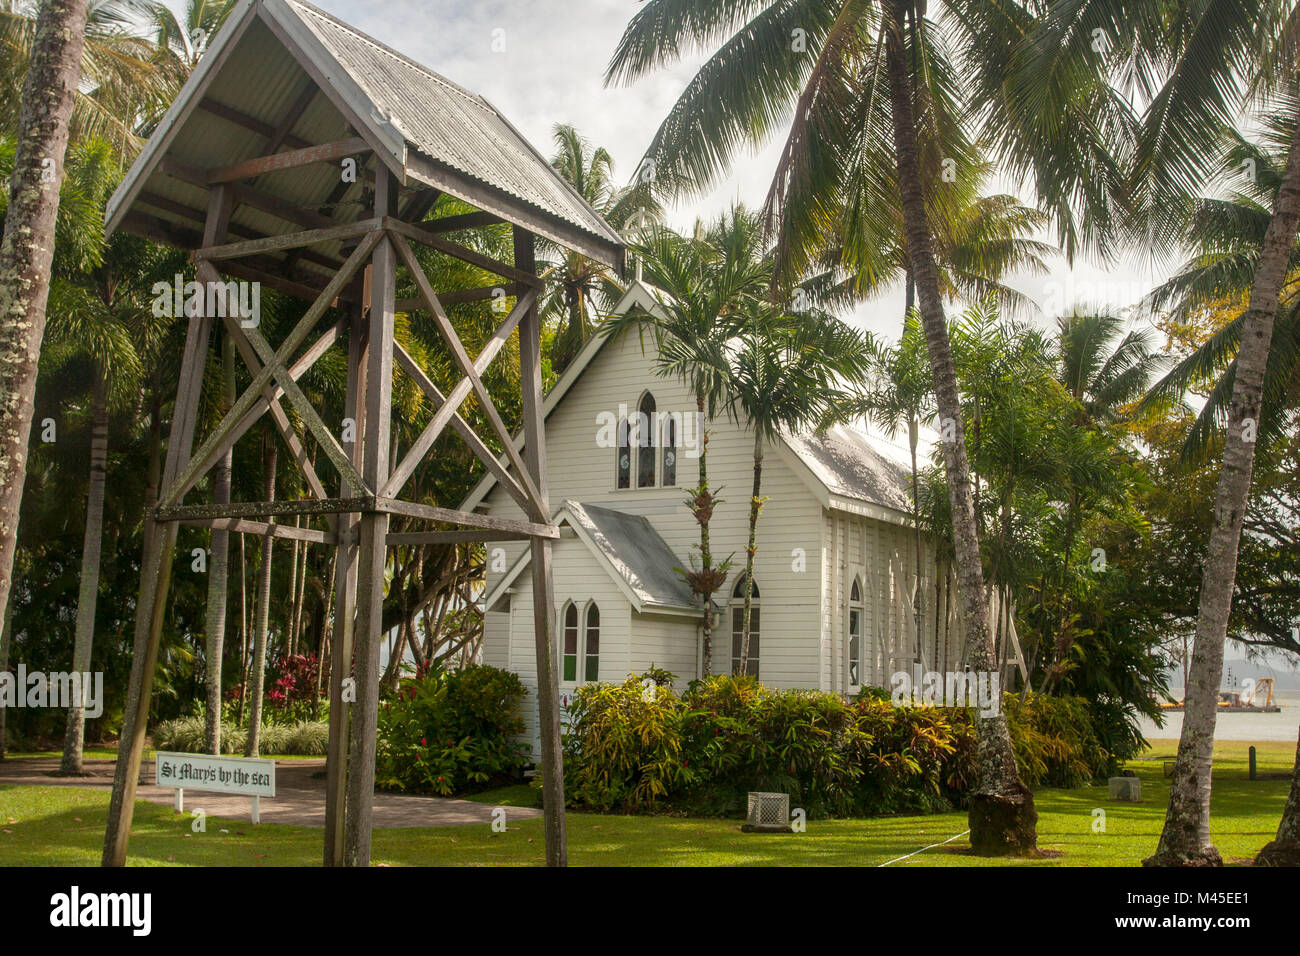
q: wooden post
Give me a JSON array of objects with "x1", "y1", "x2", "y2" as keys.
[
  {"x1": 514, "y1": 227, "x2": 566, "y2": 866},
  {"x1": 103, "y1": 186, "x2": 230, "y2": 866},
  {"x1": 343, "y1": 172, "x2": 396, "y2": 866},
  {"x1": 324, "y1": 291, "x2": 365, "y2": 866}
]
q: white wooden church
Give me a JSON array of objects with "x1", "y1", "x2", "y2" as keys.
[{"x1": 460, "y1": 282, "x2": 976, "y2": 749}]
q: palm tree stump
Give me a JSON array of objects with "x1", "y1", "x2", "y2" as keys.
[{"x1": 968, "y1": 781, "x2": 1038, "y2": 856}]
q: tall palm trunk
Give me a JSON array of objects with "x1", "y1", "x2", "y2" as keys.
[
  {"x1": 1149, "y1": 106, "x2": 1300, "y2": 867},
  {"x1": 244, "y1": 437, "x2": 277, "y2": 757},
  {"x1": 738, "y1": 432, "x2": 764, "y2": 672},
  {"x1": 0, "y1": 599, "x2": 12, "y2": 758},
  {"x1": 1256, "y1": 725, "x2": 1300, "y2": 866},
  {"x1": 59, "y1": 364, "x2": 108, "y2": 773},
  {"x1": 692, "y1": 392, "x2": 720, "y2": 675},
  {"x1": 0, "y1": 0, "x2": 91, "y2": 634},
  {"x1": 204, "y1": 334, "x2": 235, "y2": 755},
  {"x1": 236, "y1": 532, "x2": 248, "y2": 726},
  {"x1": 884, "y1": 1, "x2": 1035, "y2": 854},
  {"x1": 909, "y1": 416, "x2": 924, "y2": 666}
]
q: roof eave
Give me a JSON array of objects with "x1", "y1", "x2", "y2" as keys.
[
  {"x1": 105, "y1": 0, "x2": 264, "y2": 235},
  {"x1": 405, "y1": 152, "x2": 625, "y2": 271}
]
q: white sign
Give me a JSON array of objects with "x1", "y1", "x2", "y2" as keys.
[{"x1": 155, "y1": 752, "x2": 276, "y2": 797}]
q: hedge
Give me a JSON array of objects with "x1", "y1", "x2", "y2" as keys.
[{"x1": 559, "y1": 673, "x2": 1116, "y2": 817}]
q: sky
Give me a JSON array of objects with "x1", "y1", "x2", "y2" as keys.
[{"x1": 161, "y1": 0, "x2": 1173, "y2": 462}]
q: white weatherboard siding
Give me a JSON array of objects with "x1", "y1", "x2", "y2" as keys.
[
  {"x1": 479, "y1": 326, "x2": 826, "y2": 683},
  {"x1": 471, "y1": 295, "x2": 986, "y2": 758},
  {"x1": 502, "y1": 536, "x2": 630, "y2": 752},
  {"x1": 821, "y1": 508, "x2": 969, "y2": 695},
  {"x1": 632, "y1": 613, "x2": 698, "y2": 686}
]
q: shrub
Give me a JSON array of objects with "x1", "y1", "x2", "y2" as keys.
[
  {"x1": 562, "y1": 674, "x2": 691, "y2": 811},
  {"x1": 850, "y1": 697, "x2": 958, "y2": 814},
  {"x1": 560, "y1": 672, "x2": 1113, "y2": 818},
  {"x1": 151, "y1": 715, "x2": 328, "y2": 755},
  {"x1": 375, "y1": 665, "x2": 530, "y2": 796},
  {"x1": 680, "y1": 676, "x2": 867, "y2": 816}
]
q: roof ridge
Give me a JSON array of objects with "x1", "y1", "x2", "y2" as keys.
[{"x1": 284, "y1": 0, "x2": 493, "y2": 114}]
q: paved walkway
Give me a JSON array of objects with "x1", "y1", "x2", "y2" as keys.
[{"x1": 0, "y1": 757, "x2": 542, "y2": 828}]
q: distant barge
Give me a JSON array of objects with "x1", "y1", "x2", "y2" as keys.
[{"x1": 1161, "y1": 678, "x2": 1282, "y2": 713}]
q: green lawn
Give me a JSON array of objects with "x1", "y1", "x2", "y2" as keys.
[{"x1": 0, "y1": 739, "x2": 1291, "y2": 866}]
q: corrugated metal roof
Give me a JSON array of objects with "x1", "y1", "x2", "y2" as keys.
[
  {"x1": 563, "y1": 501, "x2": 697, "y2": 610},
  {"x1": 783, "y1": 424, "x2": 913, "y2": 513},
  {"x1": 106, "y1": 0, "x2": 623, "y2": 267},
  {"x1": 281, "y1": 0, "x2": 623, "y2": 249}
]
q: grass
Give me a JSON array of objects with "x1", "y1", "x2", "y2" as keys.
[{"x1": 0, "y1": 739, "x2": 1291, "y2": 867}]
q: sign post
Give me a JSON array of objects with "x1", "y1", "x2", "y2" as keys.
[{"x1": 155, "y1": 751, "x2": 276, "y2": 823}]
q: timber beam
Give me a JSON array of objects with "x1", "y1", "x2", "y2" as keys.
[
  {"x1": 195, "y1": 217, "x2": 383, "y2": 261},
  {"x1": 386, "y1": 530, "x2": 532, "y2": 546},
  {"x1": 207, "y1": 137, "x2": 372, "y2": 184},
  {"x1": 177, "y1": 517, "x2": 335, "y2": 545},
  {"x1": 384, "y1": 217, "x2": 544, "y2": 288}
]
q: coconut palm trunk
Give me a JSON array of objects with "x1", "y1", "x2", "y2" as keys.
[
  {"x1": 0, "y1": 0, "x2": 91, "y2": 633},
  {"x1": 59, "y1": 364, "x2": 108, "y2": 774},
  {"x1": 1256, "y1": 725, "x2": 1300, "y2": 866},
  {"x1": 884, "y1": 1, "x2": 1035, "y2": 853},
  {"x1": 244, "y1": 437, "x2": 277, "y2": 757},
  {"x1": 0, "y1": 599, "x2": 11, "y2": 758},
  {"x1": 204, "y1": 334, "x2": 235, "y2": 755},
  {"x1": 738, "y1": 432, "x2": 764, "y2": 672},
  {"x1": 1148, "y1": 108, "x2": 1300, "y2": 867}
]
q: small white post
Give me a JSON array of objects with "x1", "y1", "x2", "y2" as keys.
[
  {"x1": 250, "y1": 795, "x2": 260, "y2": 825},
  {"x1": 174, "y1": 788, "x2": 184, "y2": 814}
]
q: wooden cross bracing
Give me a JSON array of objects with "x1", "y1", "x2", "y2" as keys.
[{"x1": 103, "y1": 170, "x2": 569, "y2": 868}]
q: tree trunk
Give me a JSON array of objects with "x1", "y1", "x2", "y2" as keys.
[
  {"x1": 236, "y1": 532, "x2": 248, "y2": 727},
  {"x1": 286, "y1": 534, "x2": 300, "y2": 657},
  {"x1": 1256, "y1": 724, "x2": 1300, "y2": 866},
  {"x1": 695, "y1": 392, "x2": 716, "y2": 676},
  {"x1": 204, "y1": 333, "x2": 234, "y2": 755},
  {"x1": 884, "y1": 1, "x2": 1035, "y2": 854},
  {"x1": 244, "y1": 437, "x2": 276, "y2": 756},
  {"x1": 738, "y1": 433, "x2": 763, "y2": 672},
  {"x1": 909, "y1": 416, "x2": 924, "y2": 666},
  {"x1": 0, "y1": 599, "x2": 11, "y2": 758},
  {"x1": 0, "y1": 0, "x2": 91, "y2": 635},
  {"x1": 1148, "y1": 103, "x2": 1300, "y2": 867},
  {"x1": 59, "y1": 364, "x2": 108, "y2": 774}
]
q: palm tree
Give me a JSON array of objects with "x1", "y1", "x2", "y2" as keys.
[
  {"x1": 1130, "y1": 99, "x2": 1300, "y2": 865},
  {"x1": 1063, "y1": 2, "x2": 1300, "y2": 866},
  {"x1": 604, "y1": 0, "x2": 1133, "y2": 853},
  {"x1": 244, "y1": 430, "x2": 276, "y2": 757},
  {"x1": 1140, "y1": 117, "x2": 1300, "y2": 463},
  {"x1": 719, "y1": 307, "x2": 870, "y2": 672},
  {"x1": 40, "y1": 139, "x2": 161, "y2": 773},
  {"x1": 0, "y1": 0, "x2": 181, "y2": 154},
  {"x1": 204, "y1": 329, "x2": 235, "y2": 755},
  {"x1": 0, "y1": 0, "x2": 97, "y2": 699},
  {"x1": 807, "y1": 184, "x2": 1055, "y2": 321},
  {"x1": 601, "y1": 206, "x2": 772, "y2": 675},
  {"x1": 1058, "y1": 312, "x2": 1163, "y2": 427},
  {"x1": 544, "y1": 124, "x2": 660, "y2": 370},
  {"x1": 1032, "y1": 310, "x2": 1161, "y2": 693},
  {"x1": 146, "y1": 0, "x2": 237, "y2": 70}
]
